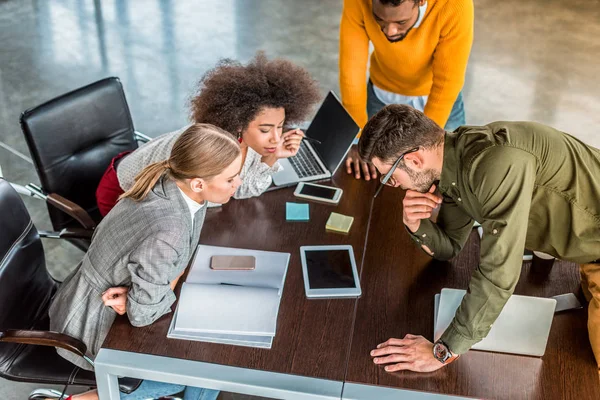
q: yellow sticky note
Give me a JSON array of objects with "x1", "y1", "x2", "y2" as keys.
[{"x1": 326, "y1": 212, "x2": 354, "y2": 234}]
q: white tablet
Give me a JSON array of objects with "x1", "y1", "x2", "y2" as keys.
[{"x1": 300, "y1": 245, "x2": 361, "y2": 298}]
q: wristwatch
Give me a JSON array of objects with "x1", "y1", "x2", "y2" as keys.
[{"x1": 433, "y1": 340, "x2": 459, "y2": 365}]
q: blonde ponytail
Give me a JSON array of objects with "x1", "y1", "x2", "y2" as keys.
[
  {"x1": 119, "y1": 160, "x2": 169, "y2": 202},
  {"x1": 119, "y1": 124, "x2": 240, "y2": 202}
]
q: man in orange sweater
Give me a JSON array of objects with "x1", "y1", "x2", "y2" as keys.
[{"x1": 340, "y1": 0, "x2": 474, "y2": 180}]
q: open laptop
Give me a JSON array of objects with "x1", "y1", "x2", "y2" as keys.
[
  {"x1": 434, "y1": 288, "x2": 556, "y2": 357},
  {"x1": 272, "y1": 91, "x2": 360, "y2": 186}
]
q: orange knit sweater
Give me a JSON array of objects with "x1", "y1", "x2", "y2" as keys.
[{"x1": 339, "y1": 0, "x2": 474, "y2": 128}]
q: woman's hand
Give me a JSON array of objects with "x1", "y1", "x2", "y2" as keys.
[
  {"x1": 102, "y1": 287, "x2": 129, "y2": 315},
  {"x1": 170, "y1": 269, "x2": 186, "y2": 291},
  {"x1": 274, "y1": 129, "x2": 304, "y2": 159}
]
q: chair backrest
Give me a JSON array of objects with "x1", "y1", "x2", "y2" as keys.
[
  {"x1": 0, "y1": 179, "x2": 57, "y2": 366},
  {"x1": 20, "y1": 77, "x2": 138, "y2": 230}
]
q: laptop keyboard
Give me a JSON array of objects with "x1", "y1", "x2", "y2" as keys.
[{"x1": 289, "y1": 142, "x2": 326, "y2": 179}]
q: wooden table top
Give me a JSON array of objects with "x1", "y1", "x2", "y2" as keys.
[
  {"x1": 344, "y1": 184, "x2": 600, "y2": 399},
  {"x1": 102, "y1": 162, "x2": 599, "y2": 398},
  {"x1": 103, "y1": 170, "x2": 377, "y2": 382}
]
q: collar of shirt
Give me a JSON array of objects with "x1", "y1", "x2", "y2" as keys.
[
  {"x1": 241, "y1": 146, "x2": 259, "y2": 177},
  {"x1": 370, "y1": 2, "x2": 428, "y2": 104},
  {"x1": 177, "y1": 186, "x2": 206, "y2": 222},
  {"x1": 414, "y1": 1, "x2": 427, "y2": 29},
  {"x1": 439, "y1": 131, "x2": 460, "y2": 195}
]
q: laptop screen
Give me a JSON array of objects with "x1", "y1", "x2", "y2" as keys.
[{"x1": 304, "y1": 92, "x2": 360, "y2": 174}]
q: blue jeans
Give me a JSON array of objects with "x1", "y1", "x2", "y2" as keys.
[
  {"x1": 120, "y1": 379, "x2": 219, "y2": 400},
  {"x1": 366, "y1": 80, "x2": 466, "y2": 131}
]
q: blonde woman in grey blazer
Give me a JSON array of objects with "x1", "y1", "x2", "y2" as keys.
[
  {"x1": 96, "y1": 52, "x2": 322, "y2": 216},
  {"x1": 49, "y1": 124, "x2": 242, "y2": 400}
]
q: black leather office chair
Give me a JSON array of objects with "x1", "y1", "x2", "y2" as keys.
[
  {"x1": 20, "y1": 77, "x2": 147, "y2": 251},
  {"x1": 0, "y1": 179, "x2": 140, "y2": 399}
]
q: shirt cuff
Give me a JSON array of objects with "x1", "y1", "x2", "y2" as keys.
[
  {"x1": 127, "y1": 290, "x2": 175, "y2": 327},
  {"x1": 439, "y1": 322, "x2": 481, "y2": 355},
  {"x1": 258, "y1": 160, "x2": 283, "y2": 175},
  {"x1": 405, "y1": 220, "x2": 436, "y2": 253}
]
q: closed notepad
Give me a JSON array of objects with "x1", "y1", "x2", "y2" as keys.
[
  {"x1": 175, "y1": 283, "x2": 280, "y2": 336},
  {"x1": 326, "y1": 212, "x2": 354, "y2": 233}
]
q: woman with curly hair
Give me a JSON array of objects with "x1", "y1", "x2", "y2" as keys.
[{"x1": 96, "y1": 52, "x2": 321, "y2": 216}]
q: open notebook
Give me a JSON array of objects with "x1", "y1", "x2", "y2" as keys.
[{"x1": 168, "y1": 245, "x2": 290, "y2": 348}]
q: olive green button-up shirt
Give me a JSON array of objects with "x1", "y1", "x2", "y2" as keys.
[{"x1": 410, "y1": 121, "x2": 600, "y2": 354}]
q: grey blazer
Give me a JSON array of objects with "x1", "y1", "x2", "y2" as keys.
[{"x1": 49, "y1": 177, "x2": 206, "y2": 370}]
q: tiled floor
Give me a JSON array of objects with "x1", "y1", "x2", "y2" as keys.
[{"x1": 1, "y1": 0, "x2": 599, "y2": 399}]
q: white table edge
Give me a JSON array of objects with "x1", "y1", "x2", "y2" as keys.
[
  {"x1": 342, "y1": 382, "x2": 475, "y2": 400},
  {"x1": 94, "y1": 348, "x2": 343, "y2": 400}
]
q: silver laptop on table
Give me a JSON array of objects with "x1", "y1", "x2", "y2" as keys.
[
  {"x1": 272, "y1": 91, "x2": 360, "y2": 186},
  {"x1": 434, "y1": 288, "x2": 556, "y2": 357}
]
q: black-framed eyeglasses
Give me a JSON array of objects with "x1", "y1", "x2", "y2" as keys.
[{"x1": 374, "y1": 147, "x2": 419, "y2": 198}]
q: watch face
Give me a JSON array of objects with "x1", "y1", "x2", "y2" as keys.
[{"x1": 433, "y1": 342, "x2": 449, "y2": 361}]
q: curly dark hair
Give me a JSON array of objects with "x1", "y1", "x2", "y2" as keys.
[{"x1": 189, "y1": 52, "x2": 321, "y2": 135}]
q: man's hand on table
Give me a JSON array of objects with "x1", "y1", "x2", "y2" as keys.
[
  {"x1": 370, "y1": 334, "x2": 446, "y2": 373},
  {"x1": 346, "y1": 146, "x2": 378, "y2": 181}
]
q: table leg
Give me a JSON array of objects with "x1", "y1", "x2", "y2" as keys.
[{"x1": 95, "y1": 363, "x2": 121, "y2": 400}]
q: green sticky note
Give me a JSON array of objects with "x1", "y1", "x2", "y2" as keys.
[
  {"x1": 286, "y1": 202, "x2": 309, "y2": 221},
  {"x1": 326, "y1": 212, "x2": 354, "y2": 234}
]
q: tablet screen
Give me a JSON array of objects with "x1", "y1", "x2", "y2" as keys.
[
  {"x1": 299, "y1": 184, "x2": 337, "y2": 200},
  {"x1": 305, "y1": 249, "x2": 356, "y2": 289}
]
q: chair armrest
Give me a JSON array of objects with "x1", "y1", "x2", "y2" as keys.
[
  {"x1": 10, "y1": 182, "x2": 43, "y2": 198},
  {"x1": 134, "y1": 130, "x2": 151, "y2": 143},
  {"x1": 58, "y1": 227, "x2": 94, "y2": 239},
  {"x1": 39, "y1": 228, "x2": 94, "y2": 240},
  {"x1": 0, "y1": 330, "x2": 143, "y2": 391},
  {"x1": 12, "y1": 183, "x2": 96, "y2": 231},
  {"x1": 47, "y1": 193, "x2": 96, "y2": 230},
  {"x1": 0, "y1": 330, "x2": 91, "y2": 365},
  {"x1": 23, "y1": 183, "x2": 96, "y2": 230}
]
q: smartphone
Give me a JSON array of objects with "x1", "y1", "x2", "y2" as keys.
[
  {"x1": 293, "y1": 182, "x2": 343, "y2": 204},
  {"x1": 210, "y1": 255, "x2": 256, "y2": 270}
]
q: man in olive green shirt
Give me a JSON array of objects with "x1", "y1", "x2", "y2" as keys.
[{"x1": 360, "y1": 104, "x2": 600, "y2": 373}]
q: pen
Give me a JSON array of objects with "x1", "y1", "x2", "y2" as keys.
[
  {"x1": 288, "y1": 127, "x2": 322, "y2": 145},
  {"x1": 265, "y1": 178, "x2": 332, "y2": 192},
  {"x1": 303, "y1": 135, "x2": 322, "y2": 145}
]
